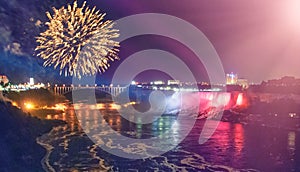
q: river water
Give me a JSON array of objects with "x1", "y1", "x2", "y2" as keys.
[{"x1": 36, "y1": 104, "x2": 300, "y2": 172}]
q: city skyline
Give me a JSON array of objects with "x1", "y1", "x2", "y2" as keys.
[
  {"x1": 1, "y1": 0, "x2": 300, "y2": 84},
  {"x1": 2, "y1": 71, "x2": 300, "y2": 85}
]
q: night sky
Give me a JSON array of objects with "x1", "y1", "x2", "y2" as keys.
[{"x1": 1, "y1": 0, "x2": 300, "y2": 84}]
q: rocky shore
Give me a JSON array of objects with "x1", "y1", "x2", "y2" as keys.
[{"x1": 0, "y1": 100, "x2": 65, "y2": 171}]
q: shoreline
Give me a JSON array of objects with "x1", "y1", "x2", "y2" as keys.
[
  {"x1": 36, "y1": 134, "x2": 56, "y2": 172},
  {"x1": 0, "y1": 100, "x2": 65, "y2": 171}
]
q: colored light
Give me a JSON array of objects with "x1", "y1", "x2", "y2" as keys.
[
  {"x1": 54, "y1": 103, "x2": 67, "y2": 111},
  {"x1": 24, "y1": 102, "x2": 34, "y2": 109},
  {"x1": 236, "y1": 93, "x2": 243, "y2": 106},
  {"x1": 12, "y1": 102, "x2": 18, "y2": 107},
  {"x1": 29, "y1": 78, "x2": 34, "y2": 85}
]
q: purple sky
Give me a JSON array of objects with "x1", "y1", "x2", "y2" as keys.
[
  {"x1": 2, "y1": 0, "x2": 298, "y2": 84},
  {"x1": 92, "y1": 0, "x2": 300, "y2": 83}
]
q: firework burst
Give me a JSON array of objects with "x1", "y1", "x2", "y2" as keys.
[{"x1": 35, "y1": 1, "x2": 120, "y2": 78}]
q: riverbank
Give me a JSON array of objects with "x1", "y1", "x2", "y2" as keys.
[
  {"x1": 0, "y1": 100, "x2": 65, "y2": 171},
  {"x1": 6, "y1": 88, "x2": 66, "y2": 109}
]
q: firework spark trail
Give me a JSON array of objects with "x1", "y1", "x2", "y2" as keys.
[{"x1": 35, "y1": 1, "x2": 120, "y2": 78}]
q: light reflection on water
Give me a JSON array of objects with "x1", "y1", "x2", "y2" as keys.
[
  {"x1": 234, "y1": 124, "x2": 244, "y2": 161},
  {"x1": 36, "y1": 104, "x2": 300, "y2": 172},
  {"x1": 288, "y1": 131, "x2": 296, "y2": 162}
]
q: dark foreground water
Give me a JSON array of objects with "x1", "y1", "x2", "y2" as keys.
[{"x1": 37, "y1": 107, "x2": 300, "y2": 172}]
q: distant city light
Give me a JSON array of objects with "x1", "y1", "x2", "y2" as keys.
[
  {"x1": 154, "y1": 81, "x2": 165, "y2": 85},
  {"x1": 226, "y1": 72, "x2": 238, "y2": 85},
  {"x1": 167, "y1": 80, "x2": 180, "y2": 85},
  {"x1": 53, "y1": 103, "x2": 67, "y2": 111},
  {"x1": 46, "y1": 115, "x2": 52, "y2": 120},
  {"x1": 237, "y1": 78, "x2": 249, "y2": 89},
  {"x1": 24, "y1": 102, "x2": 34, "y2": 110},
  {"x1": 289, "y1": 113, "x2": 297, "y2": 118},
  {"x1": 12, "y1": 102, "x2": 18, "y2": 107},
  {"x1": 29, "y1": 78, "x2": 34, "y2": 85},
  {"x1": 0, "y1": 75, "x2": 9, "y2": 85},
  {"x1": 109, "y1": 103, "x2": 121, "y2": 110}
]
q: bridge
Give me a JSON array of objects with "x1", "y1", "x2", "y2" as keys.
[
  {"x1": 53, "y1": 85, "x2": 128, "y2": 97},
  {"x1": 52, "y1": 85, "x2": 248, "y2": 110},
  {"x1": 52, "y1": 84, "x2": 224, "y2": 97}
]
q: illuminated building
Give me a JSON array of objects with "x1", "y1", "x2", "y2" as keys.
[
  {"x1": 0, "y1": 75, "x2": 9, "y2": 85},
  {"x1": 9, "y1": 82, "x2": 45, "y2": 92},
  {"x1": 167, "y1": 80, "x2": 180, "y2": 85},
  {"x1": 237, "y1": 78, "x2": 249, "y2": 89},
  {"x1": 263, "y1": 76, "x2": 300, "y2": 86},
  {"x1": 29, "y1": 78, "x2": 34, "y2": 85},
  {"x1": 226, "y1": 73, "x2": 238, "y2": 85},
  {"x1": 199, "y1": 82, "x2": 209, "y2": 86},
  {"x1": 153, "y1": 81, "x2": 165, "y2": 85}
]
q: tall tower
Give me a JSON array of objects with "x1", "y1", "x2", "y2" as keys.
[
  {"x1": 226, "y1": 73, "x2": 238, "y2": 85},
  {"x1": 29, "y1": 78, "x2": 34, "y2": 85}
]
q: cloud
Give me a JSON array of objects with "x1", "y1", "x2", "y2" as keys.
[
  {"x1": 4, "y1": 42, "x2": 25, "y2": 56},
  {"x1": 0, "y1": 27, "x2": 12, "y2": 46}
]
